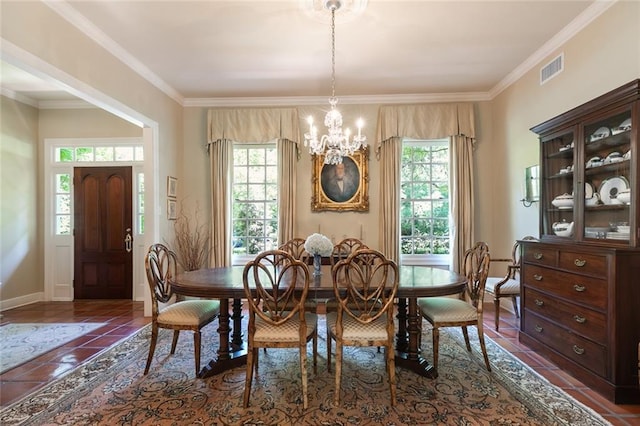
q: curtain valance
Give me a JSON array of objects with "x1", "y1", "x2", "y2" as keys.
[
  {"x1": 375, "y1": 103, "x2": 475, "y2": 151},
  {"x1": 207, "y1": 108, "x2": 300, "y2": 144}
]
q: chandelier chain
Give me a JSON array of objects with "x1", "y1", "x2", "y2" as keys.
[
  {"x1": 303, "y1": 0, "x2": 366, "y2": 165},
  {"x1": 330, "y1": 6, "x2": 336, "y2": 100}
]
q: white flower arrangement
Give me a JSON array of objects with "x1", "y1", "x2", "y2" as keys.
[{"x1": 304, "y1": 233, "x2": 333, "y2": 256}]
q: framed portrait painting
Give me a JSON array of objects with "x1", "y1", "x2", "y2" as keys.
[{"x1": 312, "y1": 147, "x2": 369, "y2": 212}]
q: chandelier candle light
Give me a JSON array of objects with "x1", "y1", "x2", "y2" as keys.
[
  {"x1": 304, "y1": 233, "x2": 333, "y2": 276},
  {"x1": 304, "y1": 0, "x2": 366, "y2": 165}
]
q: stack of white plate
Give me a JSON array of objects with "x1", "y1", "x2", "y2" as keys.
[{"x1": 607, "y1": 232, "x2": 630, "y2": 240}]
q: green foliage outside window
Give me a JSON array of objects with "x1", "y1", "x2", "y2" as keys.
[{"x1": 400, "y1": 143, "x2": 450, "y2": 255}]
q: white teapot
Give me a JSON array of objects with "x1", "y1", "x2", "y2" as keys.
[{"x1": 552, "y1": 220, "x2": 574, "y2": 237}]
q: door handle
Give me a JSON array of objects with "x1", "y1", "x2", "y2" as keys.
[{"x1": 125, "y1": 228, "x2": 133, "y2": 253}]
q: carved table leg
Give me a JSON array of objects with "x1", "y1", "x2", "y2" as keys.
[
  {"x1": 395, "y1": 297, "x2": 438, "y2": 378},
  {"x1": 198, "y1": 298, "x2": 247, "y2": 378}
]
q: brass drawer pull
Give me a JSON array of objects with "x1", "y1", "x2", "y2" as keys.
[
  {"x1": 574, "y1": 259, "x2": 586, "y2": 267},
  {"x1": 534, "y1": 325, "x2": 543, "y2": 333},
  {"x1": 573, "y1": 315, "x2": 586, "y2": 324},
  {"x1": 533, "y1": 274, "x2": 543, "y2": 281},
  {"x1": 573, "y1": 345, "x2": 585, "y2": 355},
  {"x1": 573, "y1": 284, "x2": 586, "y2": 292},
  {"x1": 533, "y1": 253, "x2": 543, "y2": 260},
  {"x1": 535, "y1": 299, "x2": 544, "y2": 306}
]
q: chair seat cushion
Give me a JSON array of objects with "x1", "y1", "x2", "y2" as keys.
[
  {"x1": 485, "y1": 277, "x2": 520, "y2": 295},
  {"x1": 158, "y1": 300, "x2": 220, "y2": 326},
  {"x1": 417, "y1": 297, "x2": 477, "y2": 323},
  {"x1": 326, "y1": 312, "x2": 389, "y2": 341},
  {"x1": 254, "y1": 313, "x2": 318, "y2": 342}
]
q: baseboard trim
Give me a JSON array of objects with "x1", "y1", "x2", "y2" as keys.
[{"x1": 0, "y1": 292, "x2": 45, "y2": 312}]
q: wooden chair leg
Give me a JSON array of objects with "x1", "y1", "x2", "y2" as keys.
[
  {"x1": 193, "y1": 330, "x2": 201, "y2": 376},
  {"x1": 334, "y1": 339, "x2": 343, "y2": 405},
  {"x1": 327, "y1": 327, "x2": 332, "y2": 373},
  {"x1": 243, "y1": 346, "x2": 256, "y2": 408},
  {"x1": 462, "y1": 326, "x2": 472, "y2": 351},
  {"x1": 170, "y1": 330, "x2": 180, "y2": 354},
  {"x1": 300, "y1": 344, "x2": 309, "y2": 409},
  {"x1": 432, "y1": 327, "x2": 440, "y2": 370},
  {"x1": 144, "y1": 324, "x2": 159, "y2": 375},
  {"x1": 494, "y1": 297, "x2": 501, "y2": 331},
  {"x1": 312, "y1": 332, "x2": 318, "y2": 374},
  {"x1": 386, "y1": 342, "x2": 397, "y2": 406},
  {"x1": 476, "y1": 323, "x2": 491, "y2": 372},
  {"x1": 511, "y1": 295, "x2": 520, "y2": 318}
]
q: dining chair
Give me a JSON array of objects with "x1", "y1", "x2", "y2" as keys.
[
  {"x1": 329, "y1": 237, "x2": 368, "y2": 266},
  {"x1": 485, "y1": 236, "x2": 537, "y2": 330},
  {"x1": 278, "y1": 237, "x2": 310, "y2": 262},
  {"x1": 327, "y1": 249, "x2": 399, "y2": 406},
  {"x1": 417, "y1": 241, "x2": 492, "y2": 372},
  {"x1": 242, "y1": 249, "x2": 318, "y2": 409},
  {"x1": 144, "y1": 243, "x2": 220, "y2": 377},
  {"x1": 278, "y1": 237, "x2": 316, "y2": 312}
]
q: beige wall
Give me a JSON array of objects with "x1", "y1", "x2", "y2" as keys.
[
  {"x1": 486, "y1": 0, "x2": 640, "y2": 265},
  {"x1": 1, "y1": 96, "x2": 41, "y2": 301},
  {"x1": 1, "y1": 1, "x2": 638, "y2": 304},
  {"x1": 1, "y1": 1, "x2": 182, "y2": 305}
]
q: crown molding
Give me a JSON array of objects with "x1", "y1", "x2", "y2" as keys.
[
  {"x1": 489, "y1": 0, "x2": 617, "y2": 99},
  {"x1": 1, "y1": 87, "x2": 38, "y2": 108},
  {"x1": 44, "y1": 0, "x2": 184, "y2": 105},
  {"x1": 184, "y1": 91, "x2": 492, "y2": 108}
]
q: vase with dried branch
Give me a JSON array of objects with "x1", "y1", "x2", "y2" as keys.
[{"x1": 172, "y1": 204, "x2": 210, "y2": 272}]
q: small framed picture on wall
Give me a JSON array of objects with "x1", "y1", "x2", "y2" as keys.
[
  {"x1": 167, "y1": 199, "x2": 177, "y2": 220},
  {"x1": 167, "y1": 176, "x2": 178, "y2": 198}
]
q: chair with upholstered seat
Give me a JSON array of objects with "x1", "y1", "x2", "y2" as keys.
[
  {"x1": 327, "y1": 249, "x2": 399, "y2": 406},
  {"x1": 242, "y1": 249, "x2": 318, "y2": 409},
  {"x1": 144, "y1": 244, "x2": 220, "y2": 377},
  {"x1": 485, "y1": 236, "x2": 536, "y2": 330},
  {"x1": 417, "y1": 241, "x2": 491, "y2": 372},
  {"x1": 329, "y1": 237, "x2": 368, "y2": 266},
  {"x1": 278, "y1": 237, "x2": 310, "y2": 262}
]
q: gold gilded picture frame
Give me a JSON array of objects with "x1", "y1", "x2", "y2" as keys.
[{"x1": 312, "y1": 147, "x2": 369, "y2": 212}]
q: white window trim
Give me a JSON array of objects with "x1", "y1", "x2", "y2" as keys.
[{"x1": 400, "y1": 138, "x2": 451, "y2": 267}]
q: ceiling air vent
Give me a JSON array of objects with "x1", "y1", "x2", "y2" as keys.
[{"x1": 540, "y1": 53, "x2": 564, "y2": 85}]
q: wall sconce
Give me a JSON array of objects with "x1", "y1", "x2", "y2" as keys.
[{"x1": 520, "y1": 165, "x2": 539, "y2": 208}]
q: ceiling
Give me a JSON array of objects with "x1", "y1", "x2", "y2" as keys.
[{"x1": 1, "y1": 0, "x2": 605, "y2": 107}]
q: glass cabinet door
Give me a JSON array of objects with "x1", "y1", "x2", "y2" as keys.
[
  {"x1": 542, "y1": 128, "x2": 576, "y2": 239},
  {"x1": 582, "y1": 107, "x2": 632, "y2": 243}
]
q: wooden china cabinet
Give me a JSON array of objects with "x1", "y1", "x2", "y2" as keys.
[{"x1": 522, "y1": 80, "x2": 640, "y2": 404}]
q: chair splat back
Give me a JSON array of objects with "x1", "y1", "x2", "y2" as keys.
[
  {"x1": 244, "y1": 250, "x2": 309, "y2": 324},
  {"x1": 462, "y1": 241, "x2": 491, "y2": 309},
  {"x1": 146, "y1": 243, "x2": 178, "y2": 307},
  {"x1": 278, "y1": 238, "x2": 310, "y2": 263},
  {"x1": 332, "y1": 249, "x2": 397, "y2": 322},
  {"x1": 330, "y1": 238, "x2": 368, "y2": 266}
]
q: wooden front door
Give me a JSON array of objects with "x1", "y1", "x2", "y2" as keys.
[{"x1": 74, "y1": 167, "x2": 133, "y2": 299}]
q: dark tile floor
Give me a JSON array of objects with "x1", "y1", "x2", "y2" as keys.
[{"x1": 1, "y1": 300, "x2": 639, "y2": 424}]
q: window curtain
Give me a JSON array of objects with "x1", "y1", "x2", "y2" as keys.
[
  {"x1": 207, "y1": 108, "x2": 300, "y2": 267},
  {"x1": 375, "y1": 103, "x2": 475, "y2": 272}
]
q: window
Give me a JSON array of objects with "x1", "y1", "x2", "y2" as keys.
[
  {"x1": 400, "y1": 139, "x2": 450, "y2": 264},
  {"x1": 232, "y1": 144, "x2": 278, "y2": 263}
]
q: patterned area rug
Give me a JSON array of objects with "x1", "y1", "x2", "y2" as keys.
[
  {"x1": 0, "y1": 319, "x2": 609, "y2": 425},
  {"x1": 0, "y1": 323, "x2": 106, "y2": 374}
]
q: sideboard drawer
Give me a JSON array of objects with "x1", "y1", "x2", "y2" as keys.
[
  {"x1": 523, "y1": 265, "x2": 607, "y2": 310},
  {"x1": 523, "y1": 287, "x2": 607, "y2": 344},
  {"x1": 559, "y1": 251, "x2": 608, "y2": 278},
  {"x1": 523, "y1": 245, "x2": 556, "y2": 267},
  {"x1": 523, "y1": 312, "x2": 607, "y2": 377}
]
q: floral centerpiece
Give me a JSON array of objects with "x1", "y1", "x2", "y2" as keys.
[{"x1": 304, "y1": 233, "x2": 333, "y2": 275}]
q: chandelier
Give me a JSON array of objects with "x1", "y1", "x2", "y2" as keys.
[{"x1": 304, "y1": 0, "x2": 366, "y2": 165}]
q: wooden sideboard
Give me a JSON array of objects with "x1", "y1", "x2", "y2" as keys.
[{"x1": 520, "y1": 240, "x2": 640, "y2": 403}]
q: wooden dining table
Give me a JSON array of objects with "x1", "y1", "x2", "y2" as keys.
[{"x1": 173, "y1": 264, "x2": 466, "y2": 379}]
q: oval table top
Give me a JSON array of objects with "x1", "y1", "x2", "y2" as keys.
[{"x1": 173, "y1": 264, "x2": 466, "y2": 300}]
